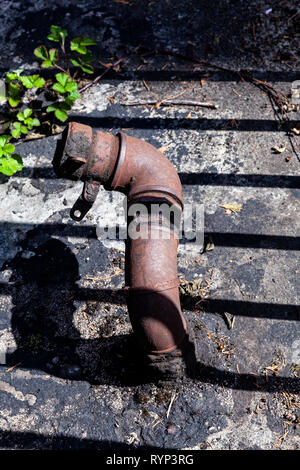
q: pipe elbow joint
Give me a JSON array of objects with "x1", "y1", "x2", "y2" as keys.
[
  {"x1": 53, "y1": 122, "x2": 188, "y2": 357},
  {"x1": 110, "y1": 132, "x2": 184, "y2": 210}
]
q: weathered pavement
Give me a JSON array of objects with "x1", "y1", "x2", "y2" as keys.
[{"x1": 0, "y1": 0, "x2": 299, "y2": 450}]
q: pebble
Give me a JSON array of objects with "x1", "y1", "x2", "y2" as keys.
[
  {"x1": 64, "y1": 364, "x2": 82, "y2": 379},
  {"x1": 167, "y1": 424, "x2": 178, "y2": 434},
  {"x1": 21, "y1": 250, "x2": 35, "y2": 259}
]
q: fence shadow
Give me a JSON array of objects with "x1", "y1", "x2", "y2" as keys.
[{"x1": 2, "y1": 228, "x2": 299, "y2": 393}]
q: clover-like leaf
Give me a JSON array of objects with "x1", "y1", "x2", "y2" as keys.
[
  {"x1": 12, "y1": 128, "x2": 21, "y2": 139},
  {"x1": 0, "y1": 139, "x2": 15, "y2": 156},
  {"x1": 9, "y1": 97, "x2": 20, "y2": 107},
  {"x1": 52, "y1": 83, "x2": 66, "y2": 94},
  {"x1": 33, "y1": 77, "x2": 45, "y2": 88},
  {"x1": 55, "y1": 108, "x2": 68, "y2": 122},
  {"x1": 68, "y1": 90, "x2": 81, "y2": 100},
  {"x1": 12, "y1": 122, "x2": 23, "y2": 138},
  {"x1": 56, "y1": 73, "x2": 69, "y2": 86},
  {"x1": 65, "y1": 81, "x2": 78, "y2": 93},
  {"x1": 70, "y1": 37, "x2": 96, "y2": 54},
  {"x1": 3, "y1": 143, "x2": 15, "y2": 154},
  {"x1": 41, "y1": 60, "x2": 53, "y2": 68},
  {"x1": 6, "y1": 69, "x2": 23, "y2": 82},
  {"x1": 38, "y1": 48, "x2": 59, "y2": 68},
  {"x1": 0, "y1": 135, "x2": 11, "y2": 148},
  {"x1": 80, "y1": 63, "x2": 94, "y2": 74},
  {"x1": 31, "y1": 118, "x2": 40, "y2": 127},
  {"x1": 0, "y1": 154, "x2": 23, "y2": 175},
  {"x1": 20, "y1": 75, "x2": 45, "y2": 89},
  {"x1": 34, "y1": 46, "x2": 48, "y2": 60},
  {"x1": 19, "y1": 76, "x2": 34, "y2": 88},
  {"x1": 8, "y1": 82, "x2": 21, "y2": 107},
  {"x1": 48, "y1": 25, "x2": 68, "y2": 43},
  {"x1": 46, "y1": 103, "x2": 59, "y2": 113},
  {"x1": 70, "y1": 54, "x2": 94, "y2": 74},
  {"x1": 23, "y1": 108, "x2": 32, "y2": 119},
  {"x1": 49, "y1": 48, "x2": 59, "y2": 63}
]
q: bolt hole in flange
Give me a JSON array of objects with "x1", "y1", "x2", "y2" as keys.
[{"x1": 73, "y1": 210, "x2": 81, "y2": 219}]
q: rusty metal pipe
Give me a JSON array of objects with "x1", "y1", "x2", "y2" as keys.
[{"x1": 53, "y1": 122, "x2": 188, "y2": 357}]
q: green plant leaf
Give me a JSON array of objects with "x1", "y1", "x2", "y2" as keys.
[
  {"x1": 8, "y1": 82, "x2": 21, "y2": 106},
  {"x1": 55, "y1": 108, "x2": 68, "y2": 122},
  {"x1": 55, "y1": 73, "x2": 69, "y2": 86},
  {"x1": 0, "y1": 135, "x2": 10, "y2": 148},
  {"x1": 12, "y1": 121, "x2": 28, "y2": 138},
  {"x1": 70, "y1": 39, "x2": 86, "y2": 54},
  {"x1": 17, "y1": 112, "x2": 24, "y2": 121},
  {"x1": 79, "y1": 37, "x2": 96, "y2": 46},
  {"x1": 70, "y1": 56, "x2": 81, "y2": 67},
  {"x1": 8, "y1": 82, "x2": 20, "y2": 94},
  {"x1": 80, "y1": 63, "x2": 94, "y2": 74},
  {"x1": 48, "y1": 25, "x2": 68, "y2": 43},
  {"x1": 52, "y1": 83, "x2": 66, "y2": 94},
  {"x1": 70, "y1": 54, "x2": 94, "y2": 74},
  {"x1": 3, "y1": 143, "x2": 15, "y2": 154},
  {"x1": 46, "y1": 103, "x2": 59, "y2": 112},
  {"x1": 70, "y1": 37, "x2": 95, "y2": 55},
  {"x1": 6, "y1": 69, "x2": 23, "y2": 82},
  {"x1": 9, "y1": 96, "x2": 20, "y2": 107},
  {"x1": 20, "y1": 75, "x2": 45, "y2": 89},
  {"x1": 12, "y1": 128, "x2": 21, "y2": 138},
  {"x1": 31, "y1": 118, "x2": 40, "y2": 127},
  {"x1": 65, "y1": 81, "x2": 78, "y2": 92},
  {"x1": 23, "y1": 108, "x2": 32, "y2": 119},
  {"x1": 0, "y1": 154, "x2": 23, "y2": 175},
  {"x1": 49, "y1": 48, "x2": 59, "y2": 62},
  {"x1": 34, "y1": 46, "x2": 48, "y2": 60},
  {"x1": 68, "y1": 90, "x2": 81, "y2": 100},
  {"x1": 33, "y1": 77, "x2": 45, "y2": 88},
  {"x1": 41, "y1": 60, "x2": 53, "y2": 68},
  {"x1": 19, "y1": 76, "x2": 34, "y2": 88}
]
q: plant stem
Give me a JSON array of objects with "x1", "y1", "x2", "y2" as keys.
[
  {"x1": 54, "y1": 64, "x2": 71, "y2": 77},
  {"x1": 79, "y1": 58, "x2": 126, "y2": 93}
]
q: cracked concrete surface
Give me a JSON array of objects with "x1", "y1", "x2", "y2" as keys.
[{"x1": 0, "y1": 0, "x2": 299, "y2": 450}]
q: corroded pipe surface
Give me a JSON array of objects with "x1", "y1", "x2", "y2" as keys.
[{"x1": 53, "y1": 122, "x2": 188, "y2": 357}]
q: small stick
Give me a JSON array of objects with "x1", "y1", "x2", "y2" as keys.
[
  {"x1": 79, "y1": 58, "x2": 126, "y2": 94},
  {"x1": 6, "y1": 362, "x2": 21, "y2": 372},
  {"x1": 166, "y1": 392, "x2": 177, "y2": 418},
  {"x1": 54, "y1": 64, "x2": 71, "y2": 77},
  {"x1": 142, "y1": 79, "x2": 150, "y2": 91},
  {"x1": 122, "y1": 100, "x2": 217, "y2": 108}
]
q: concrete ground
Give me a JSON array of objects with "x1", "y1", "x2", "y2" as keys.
[{"x1": 0, "y1": 0, "x2": 299, "y2": 450}]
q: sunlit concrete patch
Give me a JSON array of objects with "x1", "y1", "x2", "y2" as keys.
[{"x1": 0, "y1": 381, "x2": 36, "y2": 406}]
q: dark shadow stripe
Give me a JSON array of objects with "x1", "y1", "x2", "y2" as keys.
[
  {"x1": 74, "y1": 289, "x2": 299, "y2": 321},
  {"x1": 179, "y1": 173, "x2": 300, "y2": 188},
  {"x1": 0, "y1": 67, "x2": 299, "y2": 82},
  {"x1": 71, "y1": 116, "x2": 298, "y2": 132},
  {"x1": 0, "y1": 430, "x2": 167, "y2": 450},
  {"x1": 203, "y1": 298, "x2": 299, "y2": 321},
  {"x1": 0, "y1": 222, "x2": 298, "y2": 250},
  {"x1": 0, "y1": 281, "x2": 298, "y2": 321},
  {"x1": 15, "y1": 167, "x2": 300, "y2": 189},
  {"x1": 204, "y1": 232, "x2": 300, "y2": 250}
]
